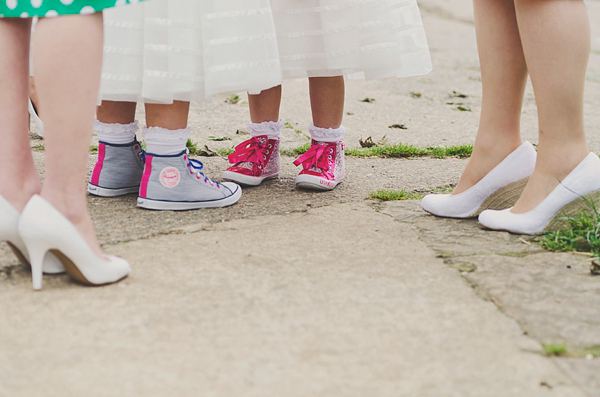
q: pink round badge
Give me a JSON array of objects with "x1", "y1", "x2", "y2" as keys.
[{"x1": 159, "y1": 167, "x2": 180, "y2": 188}]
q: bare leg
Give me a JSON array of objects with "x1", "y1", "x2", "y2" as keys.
[
  {"x1": 97, "y1": 100, "x2": 137, "y2": 124},
  {"x1": 511, "y1": 0, "x2": 590, "y2": 213},
  {"x1": 309, "y1": 76, "x2": 345, "y2": 129},
  {"x1": 145, "y1": 101, "x2": 190, "y2": 129},
  {"x1": 33, "y1": 13, "x2": 106, "y2": 259},
  {"x1": 452, "y1": 0, "x2": 527, "y2": 194},
  {"x1": 248, "y1": 85, "x2": 282, "y2": 123},
  {"x1": 0, "y1": 19, "x2": 41, "y2": 212}
]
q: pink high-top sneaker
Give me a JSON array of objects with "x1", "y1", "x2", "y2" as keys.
[
  {"x1": 294, "y1": 140, "x2": 345, "y2": 190},
  {"x1": 222, "y1": 135, "x2": 280, "y2": 186}
]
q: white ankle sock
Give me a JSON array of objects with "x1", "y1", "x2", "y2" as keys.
[
  {"x1": 142, "y1": 126, "x2": 190, "y2": 156},
  {"x1": 94, "y1": 120, "x2": 139, "y2": 144},
  {"x1": 247, "y1": 121, "x2": 284, "y2": 139},
  {"x1": 309, "y1": 123, "x2": 346, "y2": 142}
]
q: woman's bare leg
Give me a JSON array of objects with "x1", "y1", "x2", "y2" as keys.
[
  {"x1": 510, "y1": 0, "x2": 590, "y2": 213},
  {"x1": 452, "y1": 0, "x2": 527, "y2": 194},
  {"x1": 0, "y1": 19, "x2": 40, "y2": 212},
  {"x1": 33, "y1": 13, "x2": 105, "y2": 258}
]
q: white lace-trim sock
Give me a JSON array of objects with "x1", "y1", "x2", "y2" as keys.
[
  {"x1": 142, "y1": 126, "x2": 190, "y2": 156},
  {"x1": 94, "y1": 120, "x2": 139, "y2": 145},
  {"x1": 247, "y1": 120, "x2": 284, "y2": 139},
  {"x1": 309, "y1": 123, "x2": 346, "y2": 142}
]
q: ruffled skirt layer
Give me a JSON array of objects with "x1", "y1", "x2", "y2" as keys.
[{"x1": 100, "y1": 0, "x2": 431, "y2": 103}]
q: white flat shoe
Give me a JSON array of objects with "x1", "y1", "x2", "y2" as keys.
[
  {"x1": 18, "y1": 195, "x2": 130, "y2": 290},
  {"x1": 28, "y1": 98, "x2": 44, "y2": 138},
  {"x1": 479, "y1": 153, "x2": 600, "y2": 235},
  {"x1": 421, "y1": 141, "x2": 536, "y2": 218},
  {"x1": 0, "y1": 194, "x2": 64, "y2": 274}
]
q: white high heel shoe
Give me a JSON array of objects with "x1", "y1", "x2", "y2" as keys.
[
  {"x1": 18, "y1": 195, "x2": 130, "y2": 290},
  {"x1": 421, "y1": 141, "x2": 537, "y2": 218},
  {"x1": 0, "y1": 194, "x2": 64, "y2": 274},
  {"x1": 479, "y1": 153, "x2": 600, "y2": 235},
  {"x1": 28, "y1": 98, "x2": 44, "y2": 138}
]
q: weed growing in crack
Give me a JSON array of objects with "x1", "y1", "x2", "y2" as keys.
[
  {"x1": 539, "y1": 202, "x2": 600, "y2": 261},
  {"x1": 369, "y1": 190, "x2": 424, "y2": 201}
]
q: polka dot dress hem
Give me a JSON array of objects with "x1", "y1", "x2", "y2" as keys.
[{"x1": 0, "y1": 0, "x2": 140, "y2": 18}]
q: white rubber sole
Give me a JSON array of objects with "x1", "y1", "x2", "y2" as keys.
[
  {"x1": 137, "y1": 185, "x2": 242, "y2": 210},
  {"x1": 87, "y1": 183, "x2": 140, "y2": 197},
  {"x1": 222, "y1": 170, "x2": 278, "y2": 186},
  {"x1": 295, "y1": 174, "x2": 341, "y2": 191}
]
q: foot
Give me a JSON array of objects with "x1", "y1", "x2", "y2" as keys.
[
  {"x1": 88, "y1": 139, "x2": 145, "y2": 197},
  {"x1": 222, "y1": 135, "x2": 280, "y2": 186},
  {"x1": 40, "y1": 193, "x2": 107, "y2": 261},
  {"x1": 479, "y1": 153, "x2": 600, "y2": 234},
  {"x1": 294, "y1": 140, "x2": 345, "y2": 191},
  {"x1": 511, "y1": 148, "x2": 590, "y2": 214},
  {"x1": 453, "y1": 140, "x2": 523, "y2": 195},
  {"x1": 138, "y1": 149, "x2": 242, "y2": 210},
  {"x1": 420, "y1": 141, "x2": 536, "y2": 218}
]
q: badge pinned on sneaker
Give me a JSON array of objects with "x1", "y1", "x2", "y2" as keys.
[{"x1": 159, "y1": 167, "x2": 180, "y2": 188}]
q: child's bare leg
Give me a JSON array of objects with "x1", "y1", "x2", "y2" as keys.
[
  {"x1": 309, "y1": 76, "x2": 344, "y2": 129},
  {"x1": 145, "y1": 101, "x2": 190, "y2": 129},
  {"x1": 97, "y1": 100, "x2": 137, "y2": 124},
  {"x1": 453, "y1": 0, "x2": 527, "y2": 195},
  {"x1": 510, "y1": 0, "x2": 590, "y2": 213},
  {"x1": 248, "y1": 85, "x2": 282, "y2": 123}
]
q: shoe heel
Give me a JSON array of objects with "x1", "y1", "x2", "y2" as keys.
[
  {"x1": 544, "y1": 189, "x2": 600, "y2": 232},
  {"x1": 475, "y1": 177, "x2": 529, "y2": 216},
  {"x1": 23, "y1": 239, "x2": 51, "y2": 290}
]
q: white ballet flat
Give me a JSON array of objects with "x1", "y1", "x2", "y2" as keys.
[
  {"x1": 421, "y1": 141, "x2": 537, "y2": 218},
  {"x1": 0, "y1": 194, "x2": 64, "y2": 274},
  {"x1": 28, "y1": 98, "x2": 44, "y2": 138},
  {"x1": 18, "y1": 195, "x2": 130, "y2": 290},
  {"x1": 479, "y1": 153, "x2": 600, "y2": 235}
]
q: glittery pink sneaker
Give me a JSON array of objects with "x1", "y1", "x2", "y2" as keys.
[
  {"x1": 222, "y1": 135, "x2": 280, "y2": 186},
  {"x1": 294, "y1": 140, "x2": 345, "y2": 191}
]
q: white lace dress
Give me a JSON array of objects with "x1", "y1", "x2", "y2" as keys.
[{"x1": 99, "y1": 0, "x2": 432, "y2": 103}]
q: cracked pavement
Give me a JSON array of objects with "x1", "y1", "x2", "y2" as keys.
[{"x1": 1, "y1": 0, "x2": 600, "y2": 395}]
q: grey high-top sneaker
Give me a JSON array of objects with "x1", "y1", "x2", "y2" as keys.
[
  {"x1": 137, "y1": 150, "x2": 242, "y2": 210},
  {"x1": 88, "y1": 139, "x2": 145, "y2": 197}
]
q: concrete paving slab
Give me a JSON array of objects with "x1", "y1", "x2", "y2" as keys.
[{"x1": 0, "y1": 203, "x2": 584, "y2": 396}]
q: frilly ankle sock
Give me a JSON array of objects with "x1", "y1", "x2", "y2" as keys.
[
  {"x1": 142, "y1": 126, "x2": 190, "y2": 156},
  {"x1": 309, "y1": 123, "x2": 346, "y2": 142},
  {"x1": 94, "y1": 120, "x2": 139, "y2": 145},
  {"x1": 247, "y1": 120, "x2": 284, "y2": 139}
]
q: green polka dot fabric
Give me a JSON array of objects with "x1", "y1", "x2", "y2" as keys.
[{"x1": 0, "y1": 0, "x2": 140, "y2": 18}]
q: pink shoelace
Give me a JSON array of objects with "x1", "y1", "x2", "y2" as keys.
[
  {"x1": 228, "y1": 136, "x2": 269, "y2": 167},
  {"x1": 293, "y1": 142, "x2": 334, "y2": 172}
]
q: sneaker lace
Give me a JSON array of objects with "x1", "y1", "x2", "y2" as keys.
[
  {"x1": 293, "y1": 142, "x2": 334, "y2": 172},
  {"x1": 186, "y1": 150, "x2": 220, "y2": 188},
  {"x1": 228, "y1": 136, "x2": 269, "y2": 167}
]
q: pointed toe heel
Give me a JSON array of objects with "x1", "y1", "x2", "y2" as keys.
[{"x1": 18, "y1": 195, "x2": 130, "y2": 290}]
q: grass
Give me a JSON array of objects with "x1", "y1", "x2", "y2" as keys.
[
  {"x1": 281, "y1": 142, "x2": 311, "y2": 157},
  {"x1": 278, "y1": 142, "x2": 472, "y2": 159},
  {"x1": 370, "y1": 189, "x2": 424, "y2": 201},
  {"x1": 216, "y1": 148, "x2": 234, "y2": 156},
  {"x1": 346, "y1": 143, "x2": 472, "y2": 159},
  {"x1": 539, "y1": 203, "x2": 600, "y2": 261},
  {"x1": 543, "y1": 343, "x2": 568, "y2": 357}
]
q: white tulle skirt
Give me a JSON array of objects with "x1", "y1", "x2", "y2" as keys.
[{"x1": 99, "y1": 0, "x2": 432, "y2": 103}]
